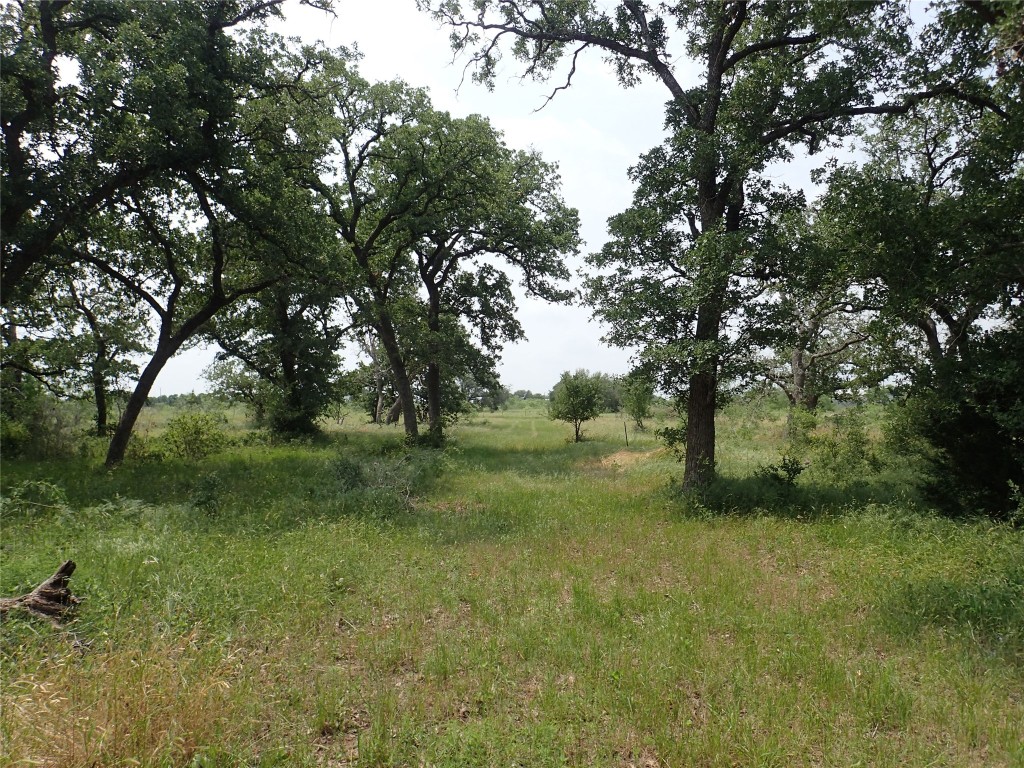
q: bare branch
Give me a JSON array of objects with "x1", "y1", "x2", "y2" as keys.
[{"x1": 535, "y1": 43, "x2": 588, "y2": 111}]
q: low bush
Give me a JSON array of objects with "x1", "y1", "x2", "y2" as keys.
[{"x1": 163, "y1": 412, "x2": 229, "y2": 461}]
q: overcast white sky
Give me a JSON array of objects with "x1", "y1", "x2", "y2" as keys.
[{"x1": 155, "y1": 0, "x2": 828, "y2": 396}]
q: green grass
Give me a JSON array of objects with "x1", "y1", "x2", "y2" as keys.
[{"x1": 2, "y1": 405, "x2": 1022, "y2": 766}]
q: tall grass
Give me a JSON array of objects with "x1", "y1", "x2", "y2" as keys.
[{"x1": 2, "y1": 404, "x2": 1022, "y2": 766}]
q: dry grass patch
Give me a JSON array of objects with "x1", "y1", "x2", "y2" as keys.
[
  {"x1": 3, "y1": 632, "x2": 243, "y2": 767},
  {"x1": 594, "y1": 449, "x2": 661, "y2": 470}
]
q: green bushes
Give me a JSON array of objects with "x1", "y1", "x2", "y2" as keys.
[
  {"x1": 162, "y1": 412, "x2": 229, "y2": 461},
  {"x1": 0, "y1": 388, "x2": 87, "y2": 460}
]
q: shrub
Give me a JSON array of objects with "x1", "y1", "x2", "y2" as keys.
[
  {"x1": 889, "y1": 321, "x2": 1024, "y2": 519},
  {"x1": 620, "y1": 372, "x2": 655, "y2": 429},
  {"x1": 163, "y1": 412, "x2": 228, "y2": 461},
  {"x1": 807, "y1": 407, "x2": 882, "y2": 482},
  {"x1": 0, "y1": 414, "x2": 31, "y2": 457},
  {"x1": 0, "y1": 480, "x2": 71, "y2": 518},
  {"x1": 325, "y1": 455, "x2": 366, "y2": 492},
  {"x1": 754, "y1": 453, "x2": 805, "y2": 486},
  {"x1": 0, "y1": 393, "x2": 85, "y2": 460},
  {"x1": 189, "y1": 472, "x2": 225, "y2": 514}
]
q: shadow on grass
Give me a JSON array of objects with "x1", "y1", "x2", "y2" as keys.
[
  {"x1": 882, "y1": 567, "x2": 1024, "y2": 664},
  {"x1": 0, "y1": 430, "x2": 450, "y2": 536},
  {"x1": 666, "y1": 472, "x2": 924, "y2": 522},
  {"x1": 2, "y1": 425, "x2": 629, "y2": 548}
]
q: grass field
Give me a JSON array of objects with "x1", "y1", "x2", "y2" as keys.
[{"x1": 2, "y1": 402, "x2": 1022, "y2": 766}]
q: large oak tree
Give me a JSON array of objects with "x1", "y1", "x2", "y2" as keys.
[{"x1": 422, "y1": 0, "x2": 1009, "y2": 487}]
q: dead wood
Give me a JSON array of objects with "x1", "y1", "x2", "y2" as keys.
[{"x1": 0, "y1": 560, "x2": 79, "y2": 623}]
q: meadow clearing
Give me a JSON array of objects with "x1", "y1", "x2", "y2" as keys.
[{"x1": 2, "y1": 399, "x2": 1022, "y2": 767}]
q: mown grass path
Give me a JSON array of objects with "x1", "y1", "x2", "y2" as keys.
[{"x1": 2, "y1": 408, "x2": 1022, "y2": 766}]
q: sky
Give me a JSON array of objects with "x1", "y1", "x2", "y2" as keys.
[{"x1": 154, "y1": 0, "x2": 825, "y2": 396}]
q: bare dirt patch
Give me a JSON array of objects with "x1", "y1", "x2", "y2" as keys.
[{"x1": 595, "y1": 450, "x2": 659, "y2": 470}]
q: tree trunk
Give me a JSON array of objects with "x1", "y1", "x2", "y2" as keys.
[
  {"x1": 375, "y1": 313, "x2": 418, "y2": 440},
  {"x1": 385, "y1": 396, "x2": 402, "y2": 424},
  {"x1": 105, "y1": 343, "x2": 176, "y2": 467},
  {"x1": 92, "y1": 354, "x2": 108, "y2": 437},
  {"x1": 683, "y1": 370, "x2": 717, "y2": 488},
  {"x1": 425, "y1": 361, "x2": 443, "y2": 446},
  {"x1": 791, "y1": 348, "x2": 808, "y2": 410},
  {"x1": 681, "y1": 221, "x2": 728, "y2": 489},
  {"x1": 424, "y1": 289, "x2": 444, "y2": 446}
]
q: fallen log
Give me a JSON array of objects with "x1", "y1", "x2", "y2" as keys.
[{"x1": 0, "y1": 560, "x2": 79, "y2": 622}]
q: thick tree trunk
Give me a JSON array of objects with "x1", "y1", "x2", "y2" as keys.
[
  {"x1": 679, "y1": 178, "x2": 740, "y2": 489},
  {"x1": 0, "y1": 560, "x2": 79, "y2": 622},
  {"x1": 683, "y1": 370, "x2": 717, "y2": 488},
  {"x1": 791, "y1": 348, "x2": 807, "y2": 410},
  {"x1": 424, "y1": 292, "x2": 444, "y2": 446}
]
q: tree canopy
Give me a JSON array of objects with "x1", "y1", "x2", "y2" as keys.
[{"x1": 423, "y1": 0, "x2": 1017, "y2": 489}]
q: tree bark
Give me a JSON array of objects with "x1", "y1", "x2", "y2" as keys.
[
  {"x1": 374, "y1": 312, "x2": 419, "y2": 440},
  {"x1": 105, "y1": 343, "x2": 176, "y2": 467},
  {"x1": 0, "y1": 560, "x2": 79, "y2": 622},
  {"x1": 683, "y1": 370, "x2": 717, "y2": 488},
  {"x1": 373, "y1": 385, "x2": 386, "y2": 424},
  {"x1": 385, "y1": 396, "x2": 402, "y2": 424},
  {"x1": 425, "y1": 361, "x2": 444, "y2": 446},
  {"x1": 424, "y1": 288, "x2": 444, "y2": 446}
]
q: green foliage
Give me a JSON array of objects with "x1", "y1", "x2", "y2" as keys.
[
  {"x1": 0, "y1": 412, "x2": 31, "y2": 457},
  {"x1": 0, "y1": 479, "x2": 71, "y2": 517},
  {"x1": 324, "y1": 455, "x2": 366, "y2": 493},
  {"x1": 290, "y1": 56, "x2": 577, "y2": 442},
  {"x1": 206, "y1": 282, "x2": 345, "y2": 439},
  {"x1": 188, "y1": 472, "x2": 225, "y2": 515},
  {"x1": 655, "y1": 422, "x2": 688, "y2": 462},
  {"x1": 620, "y1": 371, "x2": 655, "y2": 428},
  {"x1": 754, "y1": 453, "x2": 806, "y2": 487},
  {"x1": 591, "y1": 372, "x2": 622, "y2": 413},
  {"x1": 162, "y1": 412, "x2": 229, "y2": 462},
  {"x1": 0, "y1": 382, "x2": 89, "y2": 460},
  {"x1": 807, "y1": 407, "x2": 884, "y2": 484},
  {"x1": 548, "y1": 370, "x2": 603, "y2": 442},
  {"x1": 3, "y1": 1, "x2": 339, "y2": 467}
]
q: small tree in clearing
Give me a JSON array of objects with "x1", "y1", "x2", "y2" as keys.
[
  {"x1": 549, "y1": 370, "x2": 602, "y2": 442},
  {"x1": 621, "y1": 371, "x2": 655, "y2": 430}
]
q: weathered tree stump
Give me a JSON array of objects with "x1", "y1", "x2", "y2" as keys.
[{"x1": 0, "y1": 560, "x2": 79, "y2": 623}]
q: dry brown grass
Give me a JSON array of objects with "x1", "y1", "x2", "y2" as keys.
[{"x1": 3, "y1": 632, "x2": 243, "y2": 767}]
